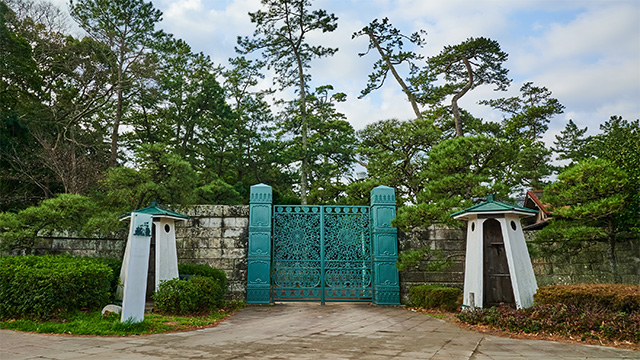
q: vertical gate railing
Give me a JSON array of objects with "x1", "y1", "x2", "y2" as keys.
[
  {"x1": 247, "y1": 184, "x2": 400, "y2": 305},
  {"x1": 370, "y1": 186, "x2": 400, "y2": 304},
  {"x1": 246, "y1": 184, "x2": 272, "y2": 303}
]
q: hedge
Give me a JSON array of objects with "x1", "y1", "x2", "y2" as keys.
[
  {"x1": 153, "y1": 276, "x2": 225, "y2": 315},
  {"x1": 409, "y1": 284, "x2": 462, "y2": 311},
  {"x1": 0, "y1": 255, "x2": 113, "y2": 319},
  {"x1": 534, "y1": 284, "x2": 639, "y2": 313},
  {"x1": 178, "y1": 263, "x2": 228, "y2": 295}
]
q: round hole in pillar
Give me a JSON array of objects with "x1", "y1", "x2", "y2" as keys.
[
  {"x1": 510, "y1": 220, "x2": 517, "y2": 231},
  {"x1": 164, "y1": 224, "x2": 171, "y2": 233},
  {"x1": 471, "y1": 222, "x2": 475, "y2": 231}
]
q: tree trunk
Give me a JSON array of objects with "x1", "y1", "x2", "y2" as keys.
[
  {"x1": 367, "y1": 30, "x2": 422, "y2": 119},
  {"x1": 296, "y1": 53, "x2": 309, "y2": 205},
  {"x1": 109, "y1": 47, "x2": 125, "y2": 168},
  {"x1": 450, "y1": 57, "x2": 474, "y2": 138}
]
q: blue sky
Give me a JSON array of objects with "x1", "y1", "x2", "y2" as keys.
[{"x1": 57, "y1": 0, "x2": 640, "y2": 150}]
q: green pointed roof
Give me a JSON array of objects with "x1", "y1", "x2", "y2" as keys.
[
  {"x1": 119, "y1": 201, "x2": 189, "y2": 221},
  {"x1": 450, "y1": 194, "x2": 538, "y2": 219}
]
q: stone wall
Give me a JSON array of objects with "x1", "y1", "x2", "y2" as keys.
[
  {"x1": 12, "y1": 205, "x2": 251, "y2": 301},
  {"x1": 526, "y1": 234, "x2": 639, "y2": 286},
  {"x1": 397, "y1": 226, "x2": 639, "y2": 303},
  {"x1": 175, "y1": 205, "x2": 249, "y2": 300},
  {"x1": 9, "y1": 208, "x2": 638, "y2": 303},
  {"x1": 398, "y1": 225, "x2": 466, "y2": 302},
  {"x1": 24, "y1": 233, "x2": 126, "y2": 258}
]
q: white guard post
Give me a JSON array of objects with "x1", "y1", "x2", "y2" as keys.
[
  {"x1": 451, "y1": 195, "x2": 539, "y2": 309},
  {"x1": 117, "y1": 203, "x2": 189, "y2": 322},
  {"x1": 120, "y1": 212, "x2": 153, "y2": 322}
]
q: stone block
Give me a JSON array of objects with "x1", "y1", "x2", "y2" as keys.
[
  {"x1": 197, "y1": 248, "x2": 222, "y2": 259},
  {"x1": 98, "y1": 240, "x2": 126, "y2": 252},
  {"x1": 400, "y1": 271, "x2": 425, "y2": 282},
  {"x1": 223, "y1": 228, "x2": 243, "y2": 238},
  {"x1": 223, "y1": 206, "x2": 250, "y2": 217},
  {"x1": 425, "y1": 271, "x2": 464, "y2": 283},
  {"x1": 221, "y1": 248, "x2": 245, "y2": 259},
  {"x1": 178, "y1": 248, "x2": 197, "y2": 259},
  {"x1": 200, "y1": 217, "x2": 222, "y2": 228},
  {"x1": 33, "y1": 238, "x2": 53, "y2": 249},
  {"x1": 221, "y1": 237, "x2": 238, "y2": 249},
  {"x1": 223, "y1": 217, "x2": 249, "y2": 228}
]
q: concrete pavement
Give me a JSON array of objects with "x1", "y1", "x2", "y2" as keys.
[{"x1": 1, "y1": 302, "x2": 637, "y2": 359}]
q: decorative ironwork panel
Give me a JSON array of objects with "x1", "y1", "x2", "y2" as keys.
[
  {"x1": 272, "y1": 206, "x2": 322, "y2": 301},
  {"x1": 323, "y1": 206, "x2": 372, "y2": 300},
  {"x1": 271, "y1": 205, "x2": 372, "y2": 302}
]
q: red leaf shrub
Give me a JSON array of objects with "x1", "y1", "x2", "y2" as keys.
[
  {"x1": 534, "y1": 284, "x2": 639, "y2": 313},
  {"x1": 457, "y1": 284, "x2": 640, "y2": 343}
]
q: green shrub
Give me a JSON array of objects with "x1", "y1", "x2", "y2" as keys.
[
  {"x1": 534, "y1": 284, "x2": 639, "y2": 313},
  {"x1": 152, "y1": 276, "x2": 224, "y2": 315},
  {"x1": 0, "y1": 255, "x2": 112, "y2": 319},
  {"x1": 409, "y1": 284, "x2": 462, "y2": 311},
  {"x1": 178, "y1": 263, "x2": 228, "y2": 294},
  {"x1": 92, "y1": 257, "x2": 122, "y2": 302}
]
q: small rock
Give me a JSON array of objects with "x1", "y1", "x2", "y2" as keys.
[{"x1": 101, "y1": 304, "x2": 122, "y2": 316}]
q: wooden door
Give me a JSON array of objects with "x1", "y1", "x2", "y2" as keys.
[
  {"x1": 483, "y1": 219, "x2": 514, "y2": 307},
  {"x1": 146, "y1": 223, "x2": 156, "y2": 301}
]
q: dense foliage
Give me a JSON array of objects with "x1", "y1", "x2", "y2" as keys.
[
  {"x1": 536, "y1": 117, "x2": 640, "y2": 282},
  {"x1": 0, "y1": 255, "x2": 113, "y2": 319},
  {"x1": 0, "y1": 1, "x2": 636, "y2": 281},
  {"x1": 408, "y1": 284, "x2": 462, "y2": 311}
]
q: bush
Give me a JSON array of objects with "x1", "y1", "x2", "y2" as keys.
[
  {"x1": 92, "y1": 257, "x2": 122, "y2": 302},
  {"x1": 534, "y1": 284, "x2": 639, "y2": 313},
  {"x1": 456, "y1": 303, "x2": 640, "y2": 343},
  {"x1": 409, "y1": 284, "x2": 462, "y2": 311},
  {"x1": 152, "y1": 276, "x2": 225, "y2": 315},
  {"x1": 178, "y1": 263, "x2": 228, "y2": 294},
  {"x1": 0, "y1": 255, "x2": 112, "y2": 319}
]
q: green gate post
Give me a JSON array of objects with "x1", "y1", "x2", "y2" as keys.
[
  {"x1": 370, "y1": 186, "x2": 400, "y2": 305},
  {"x1": 247, "y1": 184, "x2": 272, "y2": 303}
]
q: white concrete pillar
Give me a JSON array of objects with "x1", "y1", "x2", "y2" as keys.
[
  {"x1": 462, "y1": 215, "x2": 483, "y2": 309},
  {"x1": 500, "y1": 215, "x2": 538, "y2": 309},
  {"x1": 154, "y1": 218, "x2": 179, "y2": 291},
  {"x1": 120, "y1": 212, "x2": 153, "y2": 323}
]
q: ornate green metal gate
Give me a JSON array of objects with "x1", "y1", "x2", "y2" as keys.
[
  {"x1": 247, "y1": 184, "x2": 400, "y2": 305},
  {"x1": 271, "y1": 206, "x2": 372, "y2": 302}
]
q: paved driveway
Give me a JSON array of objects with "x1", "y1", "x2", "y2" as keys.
[{"x1": 1, "y1": 303, "x2": 637, "y2": 359}]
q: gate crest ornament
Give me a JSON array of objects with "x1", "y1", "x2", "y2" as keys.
[{"x1": 247, "y1": 185, "x2": 400, "y2": 305}]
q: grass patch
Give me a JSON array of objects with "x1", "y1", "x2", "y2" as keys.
[{"x1": 0, "y1": 302, "x2": 244, "y2": 336}]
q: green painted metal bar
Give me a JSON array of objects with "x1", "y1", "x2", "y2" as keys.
[
  {"x1": 271, "y1": 205, "x2": 372, "y2": 302},
  {"x1": 370, "y1": 186, "x2": 400, "y2": 305},
  {"x1": 320, "y1": 206, "x2": 325, "y2": 305},
  {"x1": 247, "y1": 184, "x2": 273, "y2": 304}
]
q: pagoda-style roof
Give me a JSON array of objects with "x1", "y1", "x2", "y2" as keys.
[
  {"x1": 450, "y1": 194, "x2": 538, "y2": 220},
  {"x1": 119, "y1": 201, "x2": 189, "y2": 221}
]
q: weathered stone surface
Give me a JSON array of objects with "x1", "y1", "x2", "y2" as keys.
[
  {"x1": 14, "y1": 204, "x2": 638, "y2": 304},
  {"x1": 101, "y1": 304, "x2": 122, "y2": 316},
  {"x1": 199, "y1": 217, "x2": 222, "y2": 228}
]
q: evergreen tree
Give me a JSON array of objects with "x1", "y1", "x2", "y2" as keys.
[{"x1": 236, "y1": 0, "x2": 338, "y2": 204}]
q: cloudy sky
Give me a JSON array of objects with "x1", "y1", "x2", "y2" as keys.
[{"x1": 57, "y1": 0, "x2": 640, "y2": 147}]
